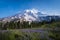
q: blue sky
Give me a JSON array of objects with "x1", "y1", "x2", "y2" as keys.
[{"x1": 0, "y1": 0, "x2": 60, "y2": 18}]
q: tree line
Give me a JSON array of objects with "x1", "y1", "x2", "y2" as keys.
[{"x1": 0, "y1": 19, "x2": 60, "y2": 30}]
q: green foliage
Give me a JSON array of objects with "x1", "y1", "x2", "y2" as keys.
[
  {"x1": 48, "y1": 30, "x2": 60, "y2": 40},
  {"x1": 0, "y1": 19, "x2": 60, "y2": 40},
  {"x1": 0, "y1": 29, "x2": 60, "y2": 40},
  {"x1": 0, "y1": 19, "x2": 60, "y2": 29},
  {"x1": 0, "y1": 31, "x2": 41, "y2": 40},
  {"x1": 0, "y1": 32, "x2": 15, "y2": 40}
]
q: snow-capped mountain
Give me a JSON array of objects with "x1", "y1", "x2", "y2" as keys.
[{"x1": 0, "y1": 9, "x2": 60, "y2": 22}]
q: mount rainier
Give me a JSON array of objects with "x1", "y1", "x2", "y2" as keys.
[{"x1": 0, "y1": 9, "x2": 60, "y2": 22}]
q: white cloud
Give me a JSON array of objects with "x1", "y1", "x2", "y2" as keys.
[{"x1": 41, "y1": 9, "x2": 60, "y2": 16}]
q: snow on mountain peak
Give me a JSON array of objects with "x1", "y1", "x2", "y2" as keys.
[
  {"x1": 24, "y1": 9, "x2": 40, "y2": 18},
  {"x1": 22, "y1": 9, "x2": 39, "y2": 21},
  {"x1": 1, "y1": 9, "x2": 60, "y2": 22},
  {"x1": 25, "y1": 9, "x2": 39, "y2": 13}
]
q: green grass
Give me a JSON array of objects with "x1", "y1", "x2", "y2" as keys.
[{"x1": 0, "y1": 29, "x2": 60, "y2": 40}]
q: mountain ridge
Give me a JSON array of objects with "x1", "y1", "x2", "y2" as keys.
[{"x1": 0, "y1": 9, "x2": 60, "y2": 22}]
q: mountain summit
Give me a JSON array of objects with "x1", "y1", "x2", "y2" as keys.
[
  {"x1": 14, "y1": 9, "x2": 47, "y2": 22},
  {"x1": 0, "y1": 9, "x2": 60, "y2": 22},
  {"x1": 23, "y1": 9, "x2": 45, "y2": 21}
]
